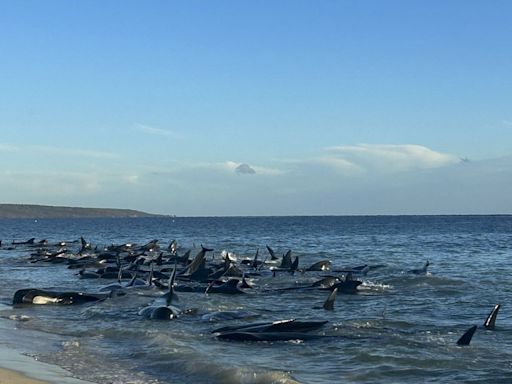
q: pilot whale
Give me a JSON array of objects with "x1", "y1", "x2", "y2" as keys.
[
  {"x1": 212, "y1": 319, "x2": 328, "y2": 334},
  {"x1": 455, "y1": 304, "x2": 501, "y2": 345},
  {"x1": 13, "y1": 288, "x2": 108, "y2": 305},
  {"x1": 408, "y1": 260, "x2": 430, "y2": 275},
  {"x1": 213, "y1": 319, "x2": 329, "y2": 342},
  {"x1": 138, "y1": 264, "x2": 181, "y2": 320}
]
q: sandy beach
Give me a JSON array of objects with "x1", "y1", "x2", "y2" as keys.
[
  {"x1": 0, "y1": 345, "x2": 94, "y2": 384},
  {"x1": 0, "y1": 367, "x2": 48, "y2": 384},
  {"x1": 0, "y1": 299, "x2": 96, "y2": 384}
]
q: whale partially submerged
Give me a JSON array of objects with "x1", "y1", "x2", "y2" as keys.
[
  {"x1": 13, "y1": 288, "x2": 109, "y2": 305},
  {"x1": 408, "y1": 260, "x2": 430, "y2": 275},
  {"x1": 213, "y1": 319, "x2": 328, "y2": 341},
  {"x1": 138, "y1": 263, "x2": 181, "y2": 320}
]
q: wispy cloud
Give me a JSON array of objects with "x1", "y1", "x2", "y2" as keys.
[
  {"x1": 0, "y1": 142, "x2": 117, "y2": 159},
  {"x1": 0, "y1": 143, "x2": 19, "y2": 152},
  {"x1": 123, "y1": 175, "x2": 140, "y2": 184},
  {"x1": 31, "y1": 145, "x2": 118, "y2": 159},
  {"x1": 321, "y1": 144, "x2": 459, "y2": 173},
  {"x1": 136, "y1": 123, "x2": 179, "y2": 138},
  {"x1": 1, "y1": 170, "x2": 102, "y2": 196},
  {"x1": 0, "y1": 169, "x2": 142, "y2": 199}
]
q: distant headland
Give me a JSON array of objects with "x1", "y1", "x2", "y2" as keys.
[{"x1": 0, "y1": 204, "x2": 163, "y2": 219}]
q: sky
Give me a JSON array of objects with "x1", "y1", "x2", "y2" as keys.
[{"x1": 1, "y1": 0, "x2": 511, "y2": 216}]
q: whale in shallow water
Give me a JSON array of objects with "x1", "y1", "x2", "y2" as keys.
[
  {"x1": 213, "y1": 319, "x2": 329, "y2": 342},
  {"x1": 317, "y1": 273, "x2": 362, "y2": 294},
  {"x1": 305, "y1": 260, "x2": 331, "y2": 272},
  {"x1": 138, "y1": 263, "x2": 181, "y2": 320},
  {"x1": 215, "y1": 331, "x2": 325, "y2": 342},
  {"x1": 408, "y1": 260, "x2": 430, "y2": 275},
  {"x1": 138, "y1": 303, "x2": 181, "y2": 320},
  {"x1": 212, "y1": 319, "x2": 328, "y2": 334},
  {"x1": 13, "y1": 288, "x2": 108, "y2": 305},
  {"x1": 205, "y1": 279, "x2": 245, "y2": 294},
  {"x1": 456, "y1": 304, "x2": 502, "y2": 344},
  {"x1": 11, "y1": 237, "x2": 36, "y2": 245}
]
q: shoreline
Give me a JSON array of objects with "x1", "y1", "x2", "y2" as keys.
[
  {"x1": 0, "y1": 311, "x2": 95, "y2": 384},
  {"x1": 0, "y1": 344, "x2": 95, "y2": 384}
]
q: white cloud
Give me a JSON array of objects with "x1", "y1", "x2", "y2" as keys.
[{"x1": 315, "y1": 156, "x2": 363, "y2": 174}]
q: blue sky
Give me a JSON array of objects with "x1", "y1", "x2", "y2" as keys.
[{"x1": 1, "y1": 1, "x2": 511, "y2": 215}]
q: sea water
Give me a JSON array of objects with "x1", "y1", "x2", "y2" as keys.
[{"x1": 0, "y1": 216, "x2": 511, "y2": 383}]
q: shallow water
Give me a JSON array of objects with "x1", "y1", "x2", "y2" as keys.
[{"x1": 0, "y1": 216, "x2": 511, "y2": 383}]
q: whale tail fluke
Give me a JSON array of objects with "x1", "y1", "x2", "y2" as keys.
[{"x1": 456, "y1": 325, "x2": 477, "y2": 346}]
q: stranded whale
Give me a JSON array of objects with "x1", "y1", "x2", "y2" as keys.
[{"x1": 13, "y1": 288, "x2": 109, "y2": 305}]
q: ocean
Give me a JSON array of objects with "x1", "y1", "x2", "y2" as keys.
[{"x1": 0, "y1": 215, "x2": 511, "y2": 383}]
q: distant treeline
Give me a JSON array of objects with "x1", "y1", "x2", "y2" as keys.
[{"x1": 0, "y1": 204, "x2": 161, "y2": 219}]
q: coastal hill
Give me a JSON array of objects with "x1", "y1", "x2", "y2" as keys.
[{"x1": 0, "y1": 204, "x2": 162, "y2": 219}]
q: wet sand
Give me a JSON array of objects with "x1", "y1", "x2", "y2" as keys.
[
  {"x1": 0, "y1": 345, "x2": 94, "y2": 384},
  {"x1": 0, "y1": 367, "x2": 48, "y2": 384}
]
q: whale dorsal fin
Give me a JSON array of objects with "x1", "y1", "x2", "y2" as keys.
[
  {"x1": 323, "y1": 288, "x2": 338, "y2": 311},
  {"x1": 147, "y1": 262, "x2": 154, "y2": 286},
  {"x1": 280, "y1": 250, "x2": 292, "y2": 269},
  {"x1": 484, "y1": 304, "x2": 501, "y2": 330},
  {"x1": 456, "y1": 325, "x2": 477, "y2": 346},
  {"x1": 165, "y1": 260, "x2": 179, "y2": 306},
  {"x1": 266, "y1": 245, "x2": 278, "y2": 260},
  {"x1": 252, "y1": 248, "x2": 259, "y2": 268},
  {"x1": 290, "y1": 256, "x2": 299, "y2": 274},
  {"x1": 240, "y1": 273, "x2": 252, "y2": 289},
  {"x1": 169, "y1": 239, "x2": 177, "y2": 255},
  {"x1": 117, "y1": 265, "x2": 123, "y2": 283},
  {"x1": 257, "y1": 255, "x2": 268, "y2": 271}
]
